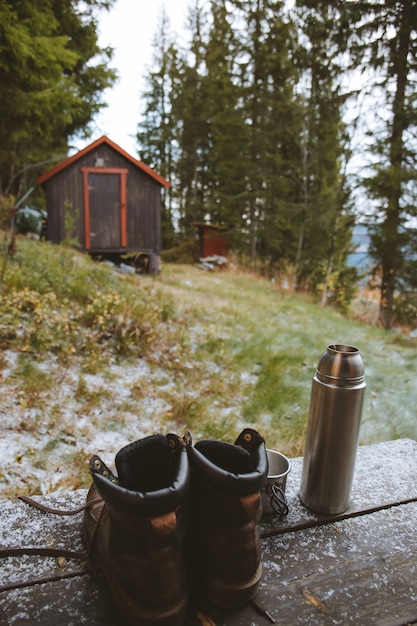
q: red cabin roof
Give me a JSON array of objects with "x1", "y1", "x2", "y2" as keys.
[{"x1": 37, "y1": 135, "x2": 170, "y2": 188}]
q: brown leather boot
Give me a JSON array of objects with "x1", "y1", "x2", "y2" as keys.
[
  {"x1": 185, "y1": 428, "x2": 267, "y2": 609},
  {"x1": 83, "y1": 433, "x2": 189, "y2": 626}
]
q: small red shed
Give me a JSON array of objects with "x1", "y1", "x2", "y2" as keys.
[
  {"x1": 37, "y1": 136, "x2": 170, "y2": 273},
  {"x1": 193, "y1": 222, "x2": 228, "y2": 258}
]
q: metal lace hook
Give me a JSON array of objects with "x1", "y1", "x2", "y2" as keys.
[{"x1": 270, "y1": 483, "x2": 289, "y2": 516}]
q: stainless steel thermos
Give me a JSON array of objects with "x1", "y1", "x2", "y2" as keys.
[{"x1": 299, "y1": 344, "x2": 366, "y2": 514}]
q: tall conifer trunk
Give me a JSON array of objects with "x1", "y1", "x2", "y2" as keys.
[{"x1": 379, "y1": 0, "x2": 412, "y2": 328}]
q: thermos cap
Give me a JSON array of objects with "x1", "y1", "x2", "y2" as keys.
[{"x1": 316, "y1": 344, "x2": 365, "y2": 387}]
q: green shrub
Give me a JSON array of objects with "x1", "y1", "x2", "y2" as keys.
[
  {"x1": 0, "y1": 236, "x2": 172, "y2": 360},
  {"x1": 392, "y1": 293, "x2": 417, "y2": 327}
]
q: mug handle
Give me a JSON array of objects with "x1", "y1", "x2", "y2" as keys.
[{"x1": 270, "y1": 484, "x2": 289, "y2": 516}]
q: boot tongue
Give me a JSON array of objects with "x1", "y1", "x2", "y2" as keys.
[
  {"x1": 115, "y1": 434, "x2": 171, "y2": 492},
  {"x1": 195, "y1": 440, "x2": 253, "y2": 474}
]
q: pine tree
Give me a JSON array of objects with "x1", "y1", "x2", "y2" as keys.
[
  {"x1": 363, "y1": 0, "x2": 417, "y2": 328},
  {"x1": 0, "y1": 0, "x2": 116, "y2": 199},
  {"x1": 137, "y1": 8, "x2": 179, "y2": 248},
  {"x1": 227, "y1": 0, "x2": 304, "y2": 266},
  {"x1": 298, "y1": 0, "x2": 417, "y2": 327},
  {"x1": 294, "y1": 2, "x2": 357, "y2": 306},
  {"x1": 171, "y1": 0, "x2": 211, "y2": 234},
  {"x1": 201, "y1": 0, "x2": 249, "y2": 239}
]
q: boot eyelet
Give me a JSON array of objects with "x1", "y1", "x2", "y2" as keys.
[
  {"x1": 93, "y1": 459, "x2": 101, "y2": 470},
  {"x1": 244, "y1": 432, "x2": 252, "y2": 442},
  {"x1": 103, "y1": 470, "x2": 109, "y2": 478}
]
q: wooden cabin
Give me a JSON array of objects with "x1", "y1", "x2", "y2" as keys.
[{"x1": 36, "y1": 136, "x2": 170, "y2": 273}]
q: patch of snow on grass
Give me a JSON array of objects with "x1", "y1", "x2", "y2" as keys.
[{"x1": 0, "y1": 351, "x2": 192, "y2": 498}]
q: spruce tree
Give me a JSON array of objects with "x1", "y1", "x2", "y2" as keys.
[
  {"x1": 170, "y1": 1, "x2": 211, "y2": 234},
  {"x1": 297, "y1": 0, "x2": 417, "y2": 327},
  {"x1": 202, "y1": 0, "x2": 249, "y2": 242},
  {"x1": 137, "y1": 8, "x2": 179, "y2": 248},
  {"x1": 228, "y1": 0, "x2": 305, "y2": 267},
  {"x1": 294, "y1": 2, "x2": 357, "y2": 306},
  {"x1": 0, "y1": 0, "x2": 116, "y2": 199}
]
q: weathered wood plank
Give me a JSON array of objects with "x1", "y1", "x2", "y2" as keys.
[
  {"x1": 2, "y1": 502, "x2": 416, "y2": 625},
  {"x1": 0, "y1": 572, "x2": 120, "y2": 625},
  {"x1": 1, "y1": 440, "x2": 417, "y2": 625},
  {"x1": 212, "y1": 502, "x2": 417, "y2": 625}
]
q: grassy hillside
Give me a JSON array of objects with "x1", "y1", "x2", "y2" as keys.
[{"x1": 1, "y1": 236, "x2": 416, "y2": 497}]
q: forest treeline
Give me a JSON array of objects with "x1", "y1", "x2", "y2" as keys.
[{"x1": 1, "y1": 1, "x2": 417, "y2": 328}]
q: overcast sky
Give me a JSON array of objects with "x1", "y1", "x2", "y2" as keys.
[{"x1": 71, "y1": 0, "x2": 191, "y2": 156}]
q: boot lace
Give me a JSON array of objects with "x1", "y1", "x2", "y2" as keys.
[{"x1": 0, "y1": 494, "x2": 103, "y2": 561}]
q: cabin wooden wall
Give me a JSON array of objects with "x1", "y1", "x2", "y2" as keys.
[
  {"x1": 45, "y1": 165, "x2": 84, "y2": 245},
  {"x1": 126, "y1": 166, "x2": 161, "y2": 252}
]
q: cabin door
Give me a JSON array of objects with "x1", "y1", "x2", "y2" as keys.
[{"x1": 81, "y1": 167, "x2": 128, "y2": 250}]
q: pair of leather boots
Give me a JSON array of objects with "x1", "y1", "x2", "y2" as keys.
[{"x1": 83, "y1": 428, "x2": 267, "y2": 625}]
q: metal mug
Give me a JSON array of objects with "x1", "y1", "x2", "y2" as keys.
[{"x1": 261, "y1": 449, "x2": 290, "y2": 516}]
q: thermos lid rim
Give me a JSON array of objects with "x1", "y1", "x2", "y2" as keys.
[
  {"x1": 316, "y1": 370, "x2": 366, "y2": 385},
  {"x1": 327, "y1": 344, "x2": 359, "y2": 353}
]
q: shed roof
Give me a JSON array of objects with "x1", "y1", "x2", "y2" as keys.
[
  {"x1": 192, "y1": 222, "x2": 228, "y2": 232},
  {"x1": 36, "y1": 136, "x2": 170, "y2": 188}
]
